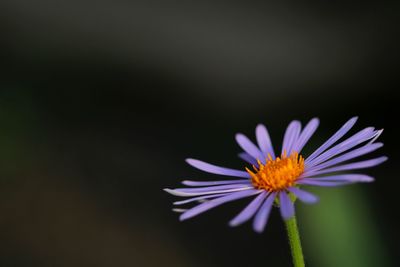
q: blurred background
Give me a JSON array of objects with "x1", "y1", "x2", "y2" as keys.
[{"x1": 0, "y1": 0, "x2": 399, "y2": 266}]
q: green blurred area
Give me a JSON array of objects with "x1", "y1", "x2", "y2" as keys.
[{"x1": 299, "y1": 187, "x2": 389, "y2": 267}]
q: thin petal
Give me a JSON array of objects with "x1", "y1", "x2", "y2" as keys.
[
  {"x1": 305, "y1": 117, "x2": 358, "y2": 163},
  {"x1": 182, "y1": 179, "x2": 251, "y2": 187},
  {"x1": 163, "y1": 186, "x2": 252, "y2": 197},
  {"x1": 281, "y1": 120, "x2": 302, "y2": 155},
  {"x1": 186, "y1": 158, "x2": 250, "y2": 178},
  {"x1": 256, "y1": 124, "x2": 275, "y2": 159},
  {"x1": 179, "y1": 189, "x2": 261, "y2": 221},
  {"x1": 303, "y1": 156, "x2": 387, "y2": 177},
  {"x1": 304, "y1": 142, "x2": 383, "y2": 173},
  {"x1": 297, "y1": 180, "x2": 352, "y2": 187},
  {"x1": 306, "y1": 127, "x2": 377, "y2": 168},
  {"x1": 229, "y1": 191, "x2": 268, "y2": 227},
  {"x1": 172, "y1": 208, "x2": 188, "y2": 213},
  {"x1": 252, "y1": 192, "x2": 276, "y2": 233},
  {"x1": 288, "y1": 187, "x2": 319, "y2": 204},
  {"x1": 279, "y1": 192, "x2": 295, "y2": 220},
  {"x1": 238, "y1": 152, "x2": 258, "y2": 165},
  {"x1": 292, "y1": 118, "x2": 319, "y2": 153},
  {"x1": 301, "y1": 174, "x2": 374, "y2": 183},
  {"x1": 173, "y1": 192, "x2": 230, "y2": 205},
  {"x1": 170, "y1": 184, "x2": 252, "y2": 193},
  {"x1": 368, "y1": 129, "x2": 384, "y2": 144},
  {"x1": 235, "y1": 134, "x2": 265, "y2": 162}
]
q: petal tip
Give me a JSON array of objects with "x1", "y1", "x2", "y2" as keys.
[
  {"x1": 179, "y1": 213, "x2": 190, "y2": 221},
  {"x1": 228, "y1": 220, "x2": 238, "y2": 227},
  {"x1": 186, "y1": 158, "x2": 202, "y2": 168},
  {"x1": 172, "y1": 208, "x2": 187, "y2": 213},
  {"x1": 252, "y1": 224, "x2": 264, "y2": 233},
  {"x1": 163, "y1": 188, "x2": 175, "y2": 195},
  {"x1": 256, "y1": 123, "x2": 266, "y2": 130},
  {"x1": 363, "y1": 176, "x2": 375, "y2": 182},
  {"x1": 164, "y1": 188, "x2": 188, "y2": 197},
  {"x1": 306, "y1": 196, "x2": 320, "y2": 204},
  {"x1": 185, "y1": 158, "x2": 195, "y2": 164},
  {"x1": 235, "y1": 133, "x2": 244, "y2": 141}
]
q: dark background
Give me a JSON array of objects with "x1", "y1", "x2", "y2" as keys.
[{"x1": 0, "y1": 0, "x2": 399, "y2": 266}]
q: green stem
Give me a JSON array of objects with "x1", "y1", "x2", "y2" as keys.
[{"x1": 285, "y1": 216, "x2": 305, "y2": 267}]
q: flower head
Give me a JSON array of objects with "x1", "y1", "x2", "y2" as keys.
[{"x1": 164, "y1": 117, "x2": 386, "y2": 233}]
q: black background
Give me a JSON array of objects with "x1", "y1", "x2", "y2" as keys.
[{"x1": 0, "y1": 1, "x2": 399, "y2": 266}]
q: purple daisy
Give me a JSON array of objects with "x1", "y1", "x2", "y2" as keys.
[{"x1": 164, "y1": 117, "x2": 386, "y2": 233}]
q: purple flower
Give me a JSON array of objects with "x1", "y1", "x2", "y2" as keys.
[{"x1": 164, "y1": 117, "x2": 386, "y2": 233}]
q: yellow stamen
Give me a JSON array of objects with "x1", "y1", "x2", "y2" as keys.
[{"x1": 246, "y1": 152, "x2": 304, "y2": 192}]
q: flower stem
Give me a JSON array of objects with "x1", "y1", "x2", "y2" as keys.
[{"x1": 284, "y1": 216, "x2": 305, "y2": 267}]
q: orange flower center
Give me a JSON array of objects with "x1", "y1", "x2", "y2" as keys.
[{"x1": 246, "y1": 152, "x2": 304, "y2": 192}]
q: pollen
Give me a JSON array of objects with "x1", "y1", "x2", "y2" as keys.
[{"x1": 246, "y1": 152, "x2": 304, "y2": 192}]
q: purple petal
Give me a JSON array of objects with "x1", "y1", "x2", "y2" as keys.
[
  {"x1": 281, "y1": 120, "x2": 302, "y2": 155},
  {"x1": 171, "y1": 184, "x2": 252, "y2": 193},
  {"x1": 304, "y1": 142, "x2": 383, "y2": 173},
  {"x1": 179, "y1": 189, "x2": 261, "y2": 221},
  {"x1": 297, "y1": 180, "x2": 352, "y2": 187},
  {"x1": 186, "y1": 158, "x2": 250, "y2": 178},
  {"x1": 368, "y1": 129, "x2": 384, "y2": 144},
  {"x1": 172, "y1": 208, "x2": 188, "y2": 213},
  {"x1": 303, "y1": 156, "x2": 387, "y2": 177},
  {"x1": 306, "y1": 127, "x2": 377, "y2": 168},
  {"x1": 256, "y1": 124, "x2": 276, "y2": 159},
  {"x1": 229, "y1": 191, "x2": 268, "y2": 227},
  {"x1": 292, "y1": 118, "x2": 319, "y2": 153},
  {"x1": 301, "y1": 174, "x2": 374, "y2": 183},
  {"x1": 173, "y1": 192, "x2": 230, "y2": 205},
  {"x1": 235, "y1": 134, "x2": 265, "y2": 162},
  {"x1": 252, "y1": 192, "x2": 277, "y2": 233},
  {"x1": 238, "y1": 152, "x2": 258, "y2": 165},
  {"x1": 182, "y1": 179, "x2": 251, "y2": 187},
  {"x1": 305, "y1": 117, "x2": 358, "y2": 163},
  {"x1": 163, "y1": 185, "x2": 252, "y2": 197},
  {"x1": 279, "y1": 192, "x2": 295, "y2": 220},
  {"x1": 288, "y1": 187, "x2": 319, "y2": 204}
]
